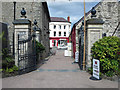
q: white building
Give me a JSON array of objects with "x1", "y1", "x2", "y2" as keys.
[{"x1": 49, "y1": 16, "x2": 71, "y2": 49}]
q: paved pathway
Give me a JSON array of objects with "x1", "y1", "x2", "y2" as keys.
[{"x1": 2, "y1": 50, "x2": 118, "y2": 88}]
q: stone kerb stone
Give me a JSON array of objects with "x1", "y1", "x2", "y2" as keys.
[{"x1": 86, "y1": 18, "x2": 104, "y2": 68}]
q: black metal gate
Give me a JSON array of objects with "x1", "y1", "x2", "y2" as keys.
[
  {"x1": 78, "y1": 28, "x2": 84, "y2": 70},
  {"x1": 17, "y1": 34, "x2": 36, "y2": 74}
]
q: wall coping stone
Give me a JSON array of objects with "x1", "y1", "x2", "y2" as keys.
[
  {"x1": 86, "y1": 18, "x2": 104, "y2": 24},
  {"x1": 13, "y1": 19, "x2": 31, "y2": 25}
]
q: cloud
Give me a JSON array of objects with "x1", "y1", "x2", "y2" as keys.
[
  {"x1": 48, "y1": 1, "x2": 98, "y2": 25},
  {"x1": 71, "y1": 16, "x2": 81, "y2": 23}
]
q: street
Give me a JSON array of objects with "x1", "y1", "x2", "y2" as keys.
[{"x1": 2, "y1": 50, "x2": 118, "y2": 88}]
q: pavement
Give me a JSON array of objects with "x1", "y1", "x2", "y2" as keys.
[{"x1": 2, "y1": 50, "x2": 118, "y2": 88}]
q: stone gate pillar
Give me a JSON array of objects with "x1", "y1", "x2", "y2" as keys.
[
  {"x1": 33, "y1": 19, "x2": 41, "y2": 42},
  {"x1": 86, "y1": 7, "x2": 104, "y2": 69},
  {"x1": 13, "y1": 8, "x2": 31, "y2": 66}
]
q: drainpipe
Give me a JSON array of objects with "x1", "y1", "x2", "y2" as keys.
[
  {"x1": 13, "y1": 1, "x2": 16, "y2": 56},
  {"x1": 13, "y1": 1, "x2": 16, "y2": 20}
]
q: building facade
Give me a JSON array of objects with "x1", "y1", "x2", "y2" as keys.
[
  {"x1": 2, "y1": 2, "x2": 50, "y2": 59},
  {"x1": 70, "y1": 0, "x2": 120, "y2": 59},
  {"x1": 49, "y1": 17, "x2": 71, "y2": 49}
]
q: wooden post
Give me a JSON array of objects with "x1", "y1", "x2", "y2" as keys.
[{"x1": 83, "y1": 0, "x2": 86, "y2": 70}]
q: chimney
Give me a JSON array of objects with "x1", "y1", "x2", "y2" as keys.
[{"x1": 67, "y1": 16, "x2": 70, "y2": 22}]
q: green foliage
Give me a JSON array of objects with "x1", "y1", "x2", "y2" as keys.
[
  {"x1": 0, "y1": 32, "x2": 4, "y2": 40},
  {"x1": 2, "y1": 56, "x2": 14, "y2": 69},
  {"x1": 34, "y1": 40, "x2": 45, "y2": 62},
  {"x1": 87, "y1": 67, "x2": 93, "y2": 75},
  {"x1": 105, "y1": 71, "x2": 115, "y2": 77},
  {"x1": 2, "y1": 48, "x2": 9, "y2": 59},
  {"x1": 91, "y1": 36, "x2": 120, "y2": 77},
  {"x1": 6, "y1": 68, "x2": 13, "y2": 73},
  {"x1": 36, "y1": 40, "x2": 45, "y2": 53},
  {"x1": 1, "y1": 31, "x2": 18, "y2": 76},
  {"x1": 2, "y1": 47, "x2": 18, "y2": 74},
  {"x1": 12, "y1": 65, "x2": 18, "y2": 71},
  {"x1": 4, "y1": 65, "x2": 18, "y2": 73},
  {"x1": 0, "y1": 69, "x2": 3, "y2": 72}
]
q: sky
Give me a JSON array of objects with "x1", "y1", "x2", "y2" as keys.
[{"x1": 47, "y1": 1, "x2": 100, "y2": 27}]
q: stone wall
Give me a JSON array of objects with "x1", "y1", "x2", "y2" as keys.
[
  {"x1": 75, "y1": 0, "x2": 119, "y2": 69},
  {"x1": 96, "y1": 1, "x2": 119, "y2": 36},
  {"x1": 76, "y1": 1, "x2": 119, "y2": 37},
  {"x1": 115, "y1": 1, "x2": 120, "y2": 38},
  {"x1": 2, "y1": 2, "x2": 50, "y2": 58}
]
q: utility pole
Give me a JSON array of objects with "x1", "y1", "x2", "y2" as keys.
[{"x1": 83, "y1": 0, "x2": 86, "y2": 70}]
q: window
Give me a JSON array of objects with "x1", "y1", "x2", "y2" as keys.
[
  {"x1": 59, "y1": 32, "x2": 61, "y2": 36},
  {"x1": 54, "y1": 40, "x2": 56, "y2": 46},
  {"x1": 59, "y1": 25, "x2": 61, "y2": 29},
  {"x1": 64, "y1": 25, "x2": 66, "y2": 29},
  {"x1": 54, "y1": 31, "x2": 56, "y2": 36},
  {"x1": 54, "y1": 25, "x2": 56, "y2": 29},
  {"x1": 64, "y1": 32, "x2": 66, "y2": 36}
]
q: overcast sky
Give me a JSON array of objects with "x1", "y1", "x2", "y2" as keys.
[{"x1": 47, "y1": 1, "x2": 100, "y2": 26}]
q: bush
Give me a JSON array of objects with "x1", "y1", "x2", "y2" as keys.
[
  {"x1": 35, "y1": 40, "x2": 45, "y2": 62},
  {"x1": 2, "y1": 47, "x2": 18, "y2": 74},
  {"x1": 5, "y1": 65, "x2": 18, "y2": 73},
  {"x1": 91, "y1": 36, "x2": 120, "y2": 77},
  {"x1": 2, "y1": 56, "x2": 15, "y2": 69},
  {"x1": 36, "y1": 40, "x2": 45, "y2": 53}
]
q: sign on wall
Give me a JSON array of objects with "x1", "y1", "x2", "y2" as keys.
[
  {"x1": 93, "y1": 59, "x2": 100, "y2": 80},
  {"x1": 75, "y1": 51, "x2": 79, "y2": 62}
]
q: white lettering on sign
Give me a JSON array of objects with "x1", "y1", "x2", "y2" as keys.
[{"x1": 93, "y1": 59, "x2": 100, "y2": 79}]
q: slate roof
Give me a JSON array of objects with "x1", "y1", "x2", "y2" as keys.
[{"x1": 50, "y1": 17, "x2": 69, "y2": 22}]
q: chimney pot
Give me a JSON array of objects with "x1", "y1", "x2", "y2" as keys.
[{"x1": 67, "y1": 16, "x2": 70, "y2": 22}]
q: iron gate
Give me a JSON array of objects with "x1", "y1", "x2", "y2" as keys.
[
  {"x1": 17, "y1": 34, "x2": 36, "y2": 74},
  {"x1": 78, "y1": 29, "x2": 84, "y2": 70}
]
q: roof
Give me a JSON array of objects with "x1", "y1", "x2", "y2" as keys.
[{"x1": 50, "y1": 17, "x2": 70, "y2": 22}]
